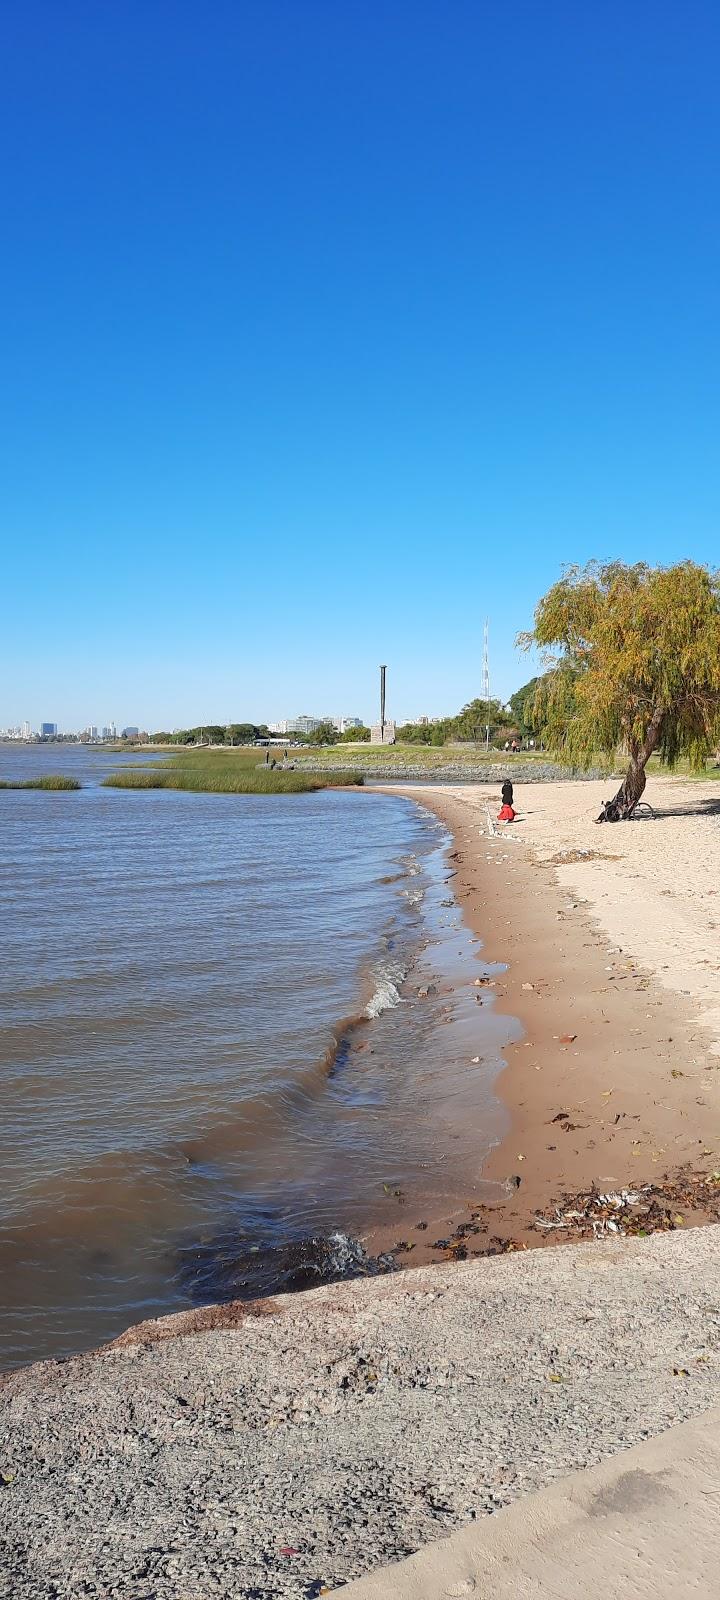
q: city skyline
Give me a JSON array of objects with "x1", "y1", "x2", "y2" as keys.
[{"x1": 0, "y1": 706, "x2": 456, "y2": 739}]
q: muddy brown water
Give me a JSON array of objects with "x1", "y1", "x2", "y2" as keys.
[{"x1": 0, "y1": 745, "x2": 515, "y2": 1367}]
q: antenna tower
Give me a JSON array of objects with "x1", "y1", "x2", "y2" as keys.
[{"x1": 482, "y1": 618, "x2": 490, "y2": 702}]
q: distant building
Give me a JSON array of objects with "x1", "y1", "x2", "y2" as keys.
[
  {"x1": 101, "y1": 724, "x2": 116, "y2": 740},
  {"x1": 40, "y1": 722, "x2": 57, "y2": 737},
  {"x1": 270, "y1": 714, "x2": 363, "y2": 736},
  {"x1": 121, "y1": 726, "x2": 139, "y2": 739},
  {"x1": 269, "y1": 715, "x2": 324, "y2": 735},
  {"x1": 21, "y1": 720, "x2": 31, "y2": 740}
]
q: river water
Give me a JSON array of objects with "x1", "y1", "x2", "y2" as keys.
[{"x1": 0, "y1": 745, "x2": 514, "y2": 1368}]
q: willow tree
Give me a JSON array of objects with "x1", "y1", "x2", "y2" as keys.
[{"x1": 520, "y1": 561, "x2": 720, "y2": 815}]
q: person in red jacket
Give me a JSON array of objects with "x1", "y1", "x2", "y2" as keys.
[{"x1": 498, "y1": 777, "x2": 515, "y2": 822}]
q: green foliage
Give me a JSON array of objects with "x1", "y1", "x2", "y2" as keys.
[
  {"x1": 227, "y1": 722, "x2": 269, "y2": 744},
  {"x1": 0, "y1": 775, "x2": 81, "y2": 790},
  {"x1": 521, "y1": 561, "x2": 720, "y2": 772},
  {"x1": 304, "y1": 722, "x2": 340, "y2": 746},
  {"x1": 398, "y1": 698, "x2": 511, "y2": 746},
  {"x1": 338, "y1": 725, "x2": 370, "y2": 742},
  {"x1": 452, "y1": 697, "x2": 508, "y2": 742},
  {"x1": 508, "y1": 677, "x2": 542, "y2": 736},
  {"x1": 396, "y1": 720, "x2": 451, "y2": 745},
  {"x1": 166, "y1": 723, "x2": 270, "y2": 745}
]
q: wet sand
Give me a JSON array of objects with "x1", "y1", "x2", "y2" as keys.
[{"x1": 366, "y1": 775, "x2": 720, "y2": 1260}]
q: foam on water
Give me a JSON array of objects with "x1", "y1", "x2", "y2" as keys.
[{"x1": 365, "y1": 978, "x2": 401, "y2": 1018}]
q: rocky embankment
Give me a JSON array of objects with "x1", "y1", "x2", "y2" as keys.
[
  {"x1": 293, "y1": 759, "x2": 608, "y2": 783},
  {"x1": 2, "y1": 1228, "x2": 720, "y2": 1600}
]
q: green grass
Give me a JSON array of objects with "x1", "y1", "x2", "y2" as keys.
[
  {"x1": 102, "y1": 751, "x2": 363, "y2": 795},
  {"x1": 644, "y1": 753, "x2": 720, "y2": 781},
  {"x1": 0, "y1": 775, "x2": 81, "y2": 791}
]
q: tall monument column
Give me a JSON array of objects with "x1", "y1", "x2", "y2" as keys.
[{"x1": 371, "y1": 663, "x2": 396, "y2": 744}]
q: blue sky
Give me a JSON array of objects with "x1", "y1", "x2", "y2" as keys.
[{"x1": 2, "y1": 1, "x2": 719, "y2": 730}]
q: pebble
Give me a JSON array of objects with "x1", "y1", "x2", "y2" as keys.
[{"x1": 3, "y1": 1230, "x2": 720, "y2": 1597}]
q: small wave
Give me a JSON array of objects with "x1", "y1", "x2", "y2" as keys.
[
  {"x1": 176, "y1": 1226, "x2": 397, "y2": 1303},
  {"x1": 365, "y1": 960, "x2": 407, "y2": 1017}
]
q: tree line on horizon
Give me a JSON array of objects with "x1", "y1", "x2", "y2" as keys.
[
  {"x1": 145, "y1": 561, "x2": 720, "y2": 812},
  {"x1": 146, "y1": 690, "x2": 543, "y2": 751}
]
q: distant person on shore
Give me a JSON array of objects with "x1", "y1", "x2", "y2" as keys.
[{"x1": 498, "y1": 777, "x2": 515, "y2": 822}]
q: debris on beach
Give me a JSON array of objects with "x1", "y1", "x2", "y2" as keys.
[
  {"x1": 548, "y1": 848, "x2": 622, "y2": 864},
  {"x1": 532, "y1": 1171, "x2": 720, "y2": 1240}
]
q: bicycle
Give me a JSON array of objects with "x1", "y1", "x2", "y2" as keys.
[{"x1": 595, "y1": 796, "x2": 655, "y2": 823}]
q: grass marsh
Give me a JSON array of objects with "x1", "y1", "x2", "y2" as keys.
[
  {"x1": 0, "y1": 775, "x2": 81, "y2": 791},
  {"x1": 103, "y1": 751, "x2": 363, "y2": 795}
]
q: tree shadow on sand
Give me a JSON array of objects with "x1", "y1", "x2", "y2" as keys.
[{"x1": 645, "y1": 794, "x2": 720, "y2": 820}]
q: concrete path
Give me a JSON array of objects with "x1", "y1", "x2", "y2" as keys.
[{"x1": 334, "y1": 1406, "x2": 720, "y2": 1598}]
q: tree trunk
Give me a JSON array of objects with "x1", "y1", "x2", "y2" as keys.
[
  {"x1": 605, "y1": 706, "x2": 665, "y2": 819},
  {"x1": 610, "y1": 758, "x2": 647, "y2": 817}
]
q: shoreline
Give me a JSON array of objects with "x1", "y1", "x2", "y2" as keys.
[
  {"x1": 365, "y1": 775, "x2": 720, "y2": 1261},
  {"x1": 4, "y1": 775, "x2": 720, "y2": 1372},
  {"x1": 4, "y1": 776, "x2": 720, "y2": 1596}
]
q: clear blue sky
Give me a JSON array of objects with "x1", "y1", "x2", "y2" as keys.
[{"x1": 2, "y1": 1, "x2": 719, "y2": 730}]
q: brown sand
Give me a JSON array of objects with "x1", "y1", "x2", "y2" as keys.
[{"x1": 366, "y1": 775, "x2": 720, "y2": 1260}]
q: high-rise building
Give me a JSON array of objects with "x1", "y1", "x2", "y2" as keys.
[
  {"x1": 121, "y1": 726, "x2": 139, "y2": 739},
  {"x1": 269, "y1": 715, "x2": 323, "y2": 735},
  {"x1": 40, "y1": 722, "x2": 58, "y2": 737},
  {"x1": 21, "y1": 720, "x2": 31, "y2": 740}
]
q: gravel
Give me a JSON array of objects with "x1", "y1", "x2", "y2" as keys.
[{"x1": 2, "y1": 1227, "x2": 720, "y2": 1599}]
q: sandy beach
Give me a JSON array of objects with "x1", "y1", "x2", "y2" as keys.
[{"x1": 364, "y1": 774, "x2": 720, "y2": 1260}]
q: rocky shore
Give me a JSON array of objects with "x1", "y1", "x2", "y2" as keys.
[{"x1": 295, "y1": 757, "x2": 608, "y2": 782}]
